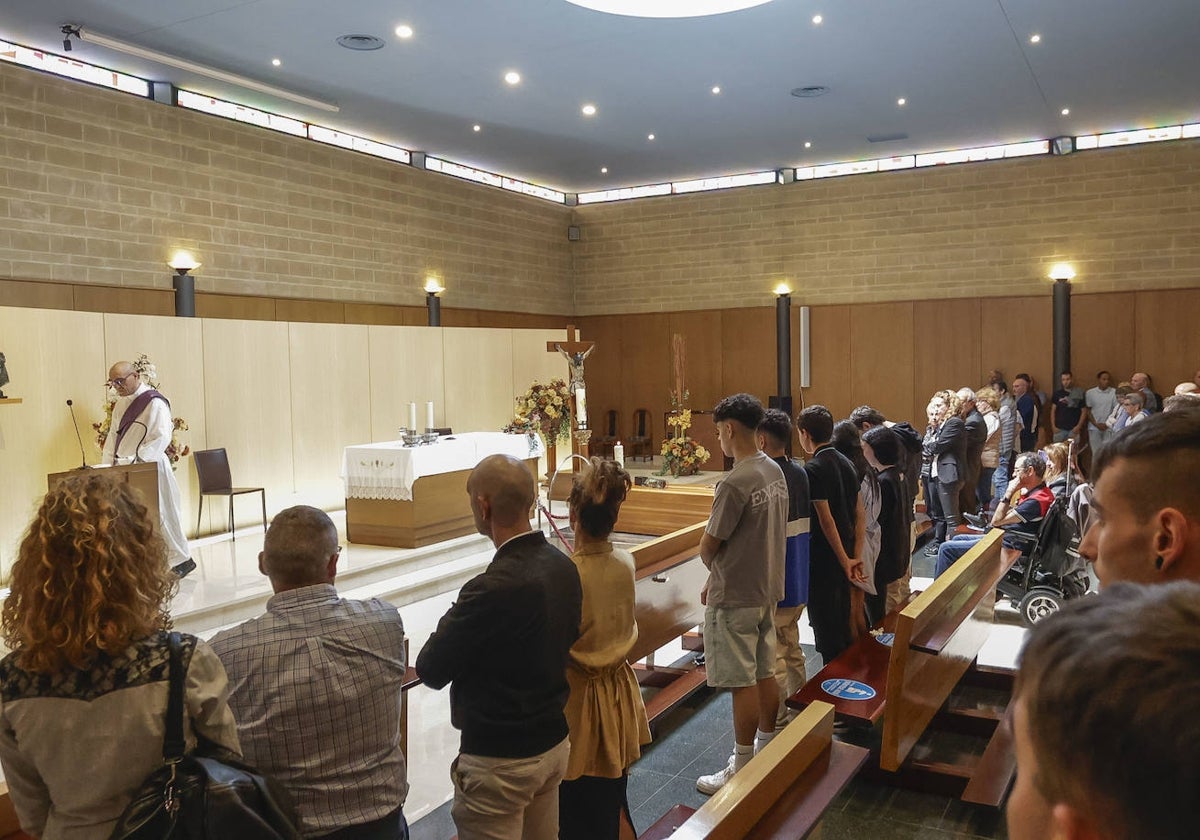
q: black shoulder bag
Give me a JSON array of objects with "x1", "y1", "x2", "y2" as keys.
[{"x1": 108, "y1": 632, "x2": 302, "y2": 840}]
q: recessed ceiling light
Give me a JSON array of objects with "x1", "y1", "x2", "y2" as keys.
[
  {"x1": 582, "y1": 103, "x2": 597, "y2": 116},
  {"x1": 647, "y1": 133, "x2": 656, "y2": 140},
  {"x1": 563, "y1": 0, "x2": 774, "y2": 18},
  {"x1": 601, "y1": 166, "x2": 608, "y2": 174},
  {"x1": 395, "y1": 24, "x2": 414, "y2": 39},
  {"x1": 1061, "y1": 107, "x2": 1070, "y2": 115},
  {"x1": 336, "y1": 34, "x2": 386, "y2": 51},
  {"x1": 711, "y1": 85, "x2": 721, "y2": 95},
  {"x1": 504, "y1": 70, "x2": 521, "y2": 85},
  {"x1": 897, "y1": 97, "x2": 907, "y2": 106},
  {"x1": 804, "y1": 141, "x2": 812, "y2": 148},
  {"x1": 812, "y1": 14, "x2": 823, "y2": 24},
  {"x1": 1030, "y1": 33, "x2": 1041, "y2": 43},
  {"x1": 271, "y1": 58, "x2": 281, "y2": 67},
  {"x1": 473, "y1": 124, "x2": 481, "y2": 132}
]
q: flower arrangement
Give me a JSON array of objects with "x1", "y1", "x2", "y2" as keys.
[
  {"x1": 659, "y1": 408, "x2": 710, "y2": 477},
  {"x1": 502, "y1": 377, "x2": 573, "y2": 443},
  {"x1": 92, "y1": 353, "x2": 191, "y2": 469}
]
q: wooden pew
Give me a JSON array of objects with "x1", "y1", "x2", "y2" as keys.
[
  {"x1": 787, "y1": 530, "x2": 1018, "y2": 806},
  {"x1": 0, "y1": 783, "x2": 26, "y2": 839},
  {"x1": 629, "y1": 521, "x2": 711, "y2": 725},
  {"x1": 640, "y1": 701, "x2": 869, "y2": 840},
  {"x1": 616, "y1": 484, "x2": 715, "y2": 537}
]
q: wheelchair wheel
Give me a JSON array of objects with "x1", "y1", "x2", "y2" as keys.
[{"x1": 1018, "y1": 587, "x2": 1064, "y2": 627}]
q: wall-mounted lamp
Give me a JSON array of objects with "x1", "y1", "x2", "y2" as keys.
[
  {"x1": 168, "y1": 250, "x2": 201, "y2": 317},
  {"x1": 424, "y1": 277, "x2": 445, "y2": 327},
  {"x1": 772, "y1": 283, "x2": 793, "y2": 416},
  {"x1": 1049, "y1": 263, "x2": 1076, "y2": 281},
  {"x1": 1048, "y1": 262, "x2": 1075, "y2": 381}
]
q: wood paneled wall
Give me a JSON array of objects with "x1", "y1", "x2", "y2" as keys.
[
  {"x1": 0, "y1": 307, "x2": 568, "y2": 575},
  {"x1": 0, "y1": 278, "x2": 571, "y2": 330},
  {"x1": 577, "y1": 288, "x2": 1200, "y2": 440}
]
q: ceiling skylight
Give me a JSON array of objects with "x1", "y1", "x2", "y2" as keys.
[{"x1": 563, "y1": 0, "x2": 773, "y2": 18}]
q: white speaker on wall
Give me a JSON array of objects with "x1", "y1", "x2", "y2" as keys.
[{"x1": 799, "y1": 305, "x2": 811, "y2": 388}]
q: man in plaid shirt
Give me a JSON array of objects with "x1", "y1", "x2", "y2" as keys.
[{"x1": 211, "y1": 506, "x2": 409, "y2": 840}]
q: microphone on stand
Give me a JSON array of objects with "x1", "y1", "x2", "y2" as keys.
[
  {"x1": 130, "y1": 421, "x2": 149, "y2": 464},
  {"x1": 66, "y1": 399, "x2": 91, "y2": 469}
]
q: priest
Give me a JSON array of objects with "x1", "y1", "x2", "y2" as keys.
[{"x1": 101, "y1": 360, "x2": 196, "y2": 578}]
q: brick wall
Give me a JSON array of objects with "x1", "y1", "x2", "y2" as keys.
[
  {"x1": 3, "y1": 60, "x2": 1198, "y2": 320},
  {"x1": 572, "y1": 140, "x2": 1200, "y2": 314},
  {"x1": 0, "y1": 62, "x2": 573, "y2": 314}
]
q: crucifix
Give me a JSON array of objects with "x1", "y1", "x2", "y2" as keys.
[{"x1": 546, "y1": 325, "x2": 596, "y2": 471}]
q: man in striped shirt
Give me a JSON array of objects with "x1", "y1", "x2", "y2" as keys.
[{"x1": 211, "y1": 506, "x2": 409, "y2": 840}]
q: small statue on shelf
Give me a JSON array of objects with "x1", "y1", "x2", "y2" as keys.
[{"x1": 0, "y1": 352, "x2": 9, "y2": 399}]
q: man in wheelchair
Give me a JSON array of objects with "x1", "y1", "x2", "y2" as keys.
[{"x1": 934, "y1": 452, "x2": 1055, "y2": 578}]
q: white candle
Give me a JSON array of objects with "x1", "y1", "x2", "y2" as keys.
[
  {"x1": 575, "y1": 387, "x2": 587, "y2": 428},
  {"x1": 408, "y1": 402, "x2": 417, "y2": 431},
  {"x1": 614, "y1": 441, "x2": 624, "y2": 467},
  {"x1": 426, "y1": 401, "x2": 435, "y2": 431}
]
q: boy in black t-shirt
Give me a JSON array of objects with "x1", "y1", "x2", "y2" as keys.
[{"x1": 796, "y1": 406, "x2": 865, "y2": 665}]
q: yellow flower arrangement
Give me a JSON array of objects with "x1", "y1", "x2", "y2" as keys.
[
  {"x1": 502, "y1": 377, "x2": 573, "y2": 443},
  {"x1": 659, "y1": 407, "x2": 709, "y2": 476}
]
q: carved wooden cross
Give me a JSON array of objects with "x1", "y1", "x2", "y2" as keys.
[
  {"x1": 545, "y1": 325, "x2": 594, "y2": 361},
  {"x1": 547, "y1": 325, "x2": 596, "y2": 468}
]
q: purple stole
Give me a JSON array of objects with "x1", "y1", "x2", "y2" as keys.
[{"x1": 115, "y1": 389, "x2": 170, "y2": 449}]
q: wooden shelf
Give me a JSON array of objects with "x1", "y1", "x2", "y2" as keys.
[{"x1": 0, "y1": 398, "x2": 22, "y2": 404}]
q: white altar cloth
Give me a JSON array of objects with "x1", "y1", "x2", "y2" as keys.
[{"x1": 342, "y1": 431, "x2": 544, "y2": 501}]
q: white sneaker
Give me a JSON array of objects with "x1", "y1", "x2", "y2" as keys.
[{"x1": 696, "y1": 754, "x2": 738, "y2": 795}]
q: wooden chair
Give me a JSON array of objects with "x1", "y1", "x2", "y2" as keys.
[
  {"x1": 630, "y1": 408, "x2": 653, "y2": 461},
  {"x1": 590, "y1": 409, "x2": 619, "y2": 458},
  {"x1": 193, "y1": 448, "x2": 267, "y2": 540}
]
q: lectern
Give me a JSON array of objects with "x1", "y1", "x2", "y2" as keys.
[{"x1": 48, "y1": 462, "x2": 160, "y2": 531}]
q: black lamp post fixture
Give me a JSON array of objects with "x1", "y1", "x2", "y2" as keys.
[
  {"x1": 1049, "y1": 263, "x2": 1075, "y2": 381},
  {"x1": 424, "y1": 277, "x2": 445, "y2": 326},
  {"x1": 771, "y1": 283, "x2": 793, "y2": 417},
  {"x1": 168, "y1": 250, "x2": 200, "y2": 317}
]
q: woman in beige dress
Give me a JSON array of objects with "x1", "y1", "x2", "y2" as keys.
[{"x1": 559, "y1": 458, "x2": 652, "y2": 840}]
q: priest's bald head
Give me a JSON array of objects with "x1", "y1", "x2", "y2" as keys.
[
  {"x1": 259, "y1": 505, "x2": 340, "y2": 592},
  {"x1": 467, "y1": 454, "x2": 536, "y2": 547},
  {"x1": 107, "y1": 360, "x2": 140, "y2": 397}
]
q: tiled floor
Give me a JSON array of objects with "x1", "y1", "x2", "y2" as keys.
[
  {"x1": 410, "y1": 540, "x2": 1024, "y2": 839},
  {"x1": 156, "y1": 482, "x2": 1024, "y2": 839}
]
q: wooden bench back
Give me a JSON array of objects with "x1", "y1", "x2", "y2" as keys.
[
  {"x1": 881, "y1": 530, "x2": 1005, "y2": 771},
  {"x1": 669, "y1": 702, "x2": 836, "y2": 840},
  {"x1": 629, "y1": 520, "x2": 707, "y2": 663},
  {"x1": 616, "y1": 485, "x2": 714, "y2": 536}
]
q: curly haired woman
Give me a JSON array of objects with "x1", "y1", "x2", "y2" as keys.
[
  {"x1": 0, "y1": 472, "x2": 239, "y2": 840},
  {"x1": 559, "y1": 458, "x2": 651, "y2": 840}
]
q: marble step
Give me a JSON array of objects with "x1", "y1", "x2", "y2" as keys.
[{"x1": 176, "y1": 531, "x2": 493, "y2": 638}]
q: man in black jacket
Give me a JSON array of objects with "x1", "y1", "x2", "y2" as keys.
[
  {"x1": 416, "y1": 455, "x2": 582, "y2": 840},
  {"x1": 958, "y1": 388, "x2": 988, "y2": 516}
]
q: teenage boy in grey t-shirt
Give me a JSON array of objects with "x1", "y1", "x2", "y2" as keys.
[{"x1": 696, "y1": 394, "x2": 788, "y2": 795}]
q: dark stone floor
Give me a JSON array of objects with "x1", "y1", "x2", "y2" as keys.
[{"x1": 412, "y1": 538, "x2": 1009, "y2": 839}]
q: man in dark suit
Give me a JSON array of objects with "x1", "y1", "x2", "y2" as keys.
[
  {"x1": 923, "y1": 394, "x2": 967, "y2": 554},
  {"x1": 958, "y1": 388, "x2": 988, "y2": 516},
  {"x1": 417, "y1": 454, "x2": 583, "y2": 840}
]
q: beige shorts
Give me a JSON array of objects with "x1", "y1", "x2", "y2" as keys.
[{"x1": 704, "y1": 604, "x2": 777, "y2": 688}]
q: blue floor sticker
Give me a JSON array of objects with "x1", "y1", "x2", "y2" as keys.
[{"x1": 821, "y1": 678, "x2": 877, "y2": 700}]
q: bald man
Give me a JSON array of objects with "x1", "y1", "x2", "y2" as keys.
[
  {"x1": 101, "y1": 360, "x2": 193, "y2": 577},
  {"x1": 211, "y1": 506, "x2": 409, "y2": 839},
  {"x1": 416, "y1": 455, "x2": 582, "y2": 840},
  {"x1": 1080, "y1": 408, "x2": 1200, "y2": 586}
]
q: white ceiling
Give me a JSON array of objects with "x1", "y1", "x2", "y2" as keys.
[{"x1": 4, "y1": 0, "x2": 1199, "y2": 193}]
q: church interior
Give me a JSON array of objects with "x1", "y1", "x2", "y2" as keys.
[{"x1": 0, "y1": 0, "x2": 1198, "y2": 838}]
